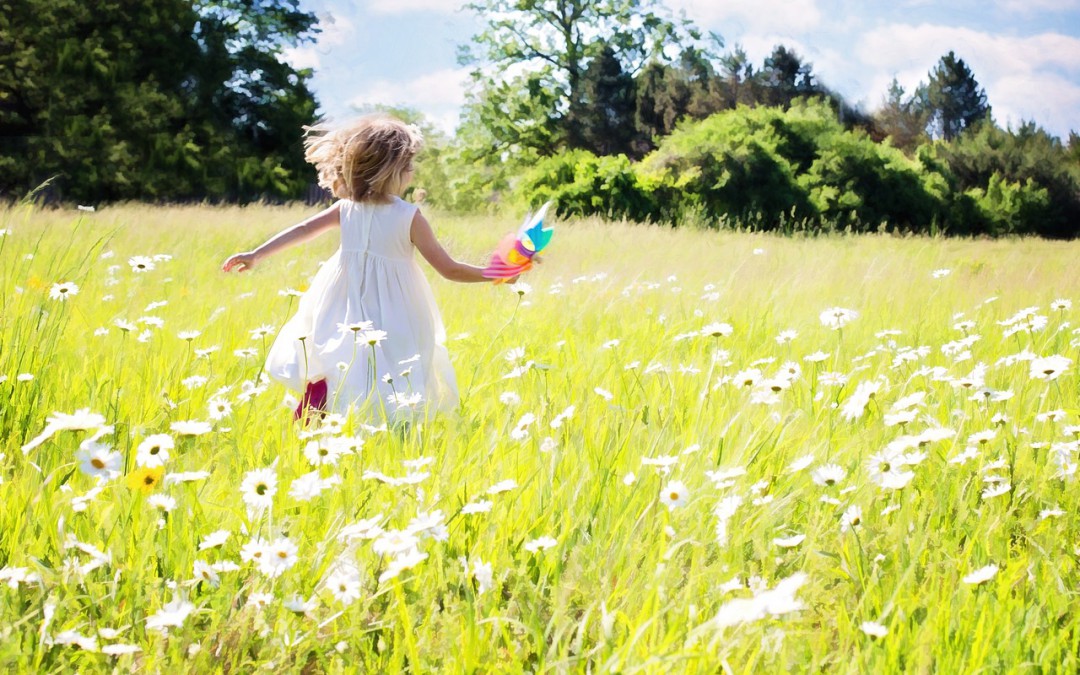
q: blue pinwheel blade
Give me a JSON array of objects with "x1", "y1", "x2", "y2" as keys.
[{"x1": 519, "y1": 201, "x2": 554, "y2": 252}]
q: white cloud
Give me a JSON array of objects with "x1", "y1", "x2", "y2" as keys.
[
  {"x1": 666, "y1": 0, "x2": 822, "y2": 35},
  {"x1": 281, "y1": 46, "x2": 322, "y2": 70},
  {"x1": 996, "y1": 0, "x2": 1080, "y2": 13},
  {"x1": 858, "y1": 24, "x2": 1080, "y2": 77},
  {"x1": 991, "y1": 72, "x2": 1080, "y2": 134},
  {"x1": 314, "y1": 11, "x2": 355, "y2": 46},
  {"x1": 857, "y1": 24, "x2": 1080, "y2": 136},
  {"x1": 365, "y1": 0, "x2": 464, "y2": 14},
  {"x1": 347, "y1": 68, "x2": 469, "y2": 109},
  {"x1": 346, "y1": 68, "x2": 470, "y2": 132},
  {"x1": 280, "y1": 10, "x2": 355, "y2": 70}
]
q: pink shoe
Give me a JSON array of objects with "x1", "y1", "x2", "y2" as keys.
[{"x1": 294, "y1": 379, "x2": 328, "y2": 422}]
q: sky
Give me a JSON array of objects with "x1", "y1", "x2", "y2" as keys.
[{"x1": 284, "y1": 0, "x2": 1080, "y2": 140}]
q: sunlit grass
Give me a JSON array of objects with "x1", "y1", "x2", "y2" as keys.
[{"x1": 1, "y1": 202, "x2": 1078, "y2": 672}]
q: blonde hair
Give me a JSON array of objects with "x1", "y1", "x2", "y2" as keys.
[{"x1": 304, "y1": 115, "x2": 422, "y2": 202}]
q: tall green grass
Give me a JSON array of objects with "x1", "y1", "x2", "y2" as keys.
[{"x1": 0, "y1": 203, "x2": 1078, "y2": 672}]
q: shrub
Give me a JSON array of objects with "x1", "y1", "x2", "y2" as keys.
[{"x1": 515, "y1": 150, "x2": 658, "y2": 222}]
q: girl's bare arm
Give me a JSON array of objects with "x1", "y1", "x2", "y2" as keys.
[
  {"x1": 410, "y1": 210, "x2": 490, "y2": 283},
  {"x1": 222, "y1": 202, "x2": 342, "y2": 273}
]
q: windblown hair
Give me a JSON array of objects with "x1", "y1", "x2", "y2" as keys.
[{"x1": 303, "y1": 115, "x2": 423, "y2": 202}]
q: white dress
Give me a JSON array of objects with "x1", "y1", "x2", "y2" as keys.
[{"x1": 264, "y1": 197, "x2": 459, "y2": 419}]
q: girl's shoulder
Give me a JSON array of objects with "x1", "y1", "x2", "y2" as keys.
[
  {"x1": 390, "y1": 196, "x2": 419, "y2": 211},
  {"x1": 347, "y1": 196, "x2": 416, "y2": 211},
  {"x1": 387, "y1": 197, "x2": 420, "y2": 222},
  {"x1": 341, "y1": 197, "x2": 417, "y2": 226}
]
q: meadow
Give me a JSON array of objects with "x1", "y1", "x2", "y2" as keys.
[{"x1": 1, "y1": 202, "x2": 1078, "y2": 673}]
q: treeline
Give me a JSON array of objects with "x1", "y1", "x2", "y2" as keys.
[
  {"x1": 513, "y1": 101, "x2": 1076, "y2": 238},
  {"x1": 3, "y1": 0, "x2": 1079, "y2": 237},
  {"x1": 412, "y1": 0, "x2": 1080, "y2": 238},
  {"x1": 0, "y1": 0, "x2": 318, "y2": 203}
]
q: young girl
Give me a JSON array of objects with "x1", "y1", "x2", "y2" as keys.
[{"x1": 222, "y1": 115, "x2": 492, "y2": 421}]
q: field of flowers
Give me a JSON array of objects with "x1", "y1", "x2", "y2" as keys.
[{"x1": 1, "y1": 202, "x2": 1078, "y2": 672}]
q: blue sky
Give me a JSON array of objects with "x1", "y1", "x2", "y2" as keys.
[{"x1": 284, "y1": 0, "x2": 1080, "y2": 139}]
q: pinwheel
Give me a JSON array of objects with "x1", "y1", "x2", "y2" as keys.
[{"x1": 482, "y1": 201, "x2": 554, "y2": 283}]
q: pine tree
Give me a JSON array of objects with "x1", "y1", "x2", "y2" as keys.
[
  {"x1": 576, "y1": 46, "x2": 637, "y2": 156},
  {"x1": 926, "y1": 51, "x2": 991, "y2": 141},
  {"x1": 873, "y1": 78, "x2": 931, "y2": 152}
]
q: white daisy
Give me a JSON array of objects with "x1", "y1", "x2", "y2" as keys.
[
  {"x1": 378, "y1": 548, "x2": 428, "y2": 583},
  {"x1": 207, "y1": 398, "x2": 232, "y2": 420},
  {"x1": 773, "y1": 534, "x2": 806, "y2": 548},
  {"x1": 240, "y1": 468, "x2": 277, "y2": 511},
  {"x1": 192, "y1": 560, "x2": 220, "y2": 587},
  {"x1": 523, "y1": 536, "x2": 558, "y2": 553},
  {"x1": 371, "y1": 530, "x2": 419, "y2": 557},
  {"x1": 303, "y1": 440, "x2": 344, "y2": 467},
  {"x1": 257, "y1": 537, "x2": 298, "y2": 578},
  {"x1": 145, "y1": 598, "x2": 194, "y2": 633},
  {"x1": 962, "y1": 564, "x2": 999, "y2": 585},
  {"x1": 148, "y1": 494, "x2": 177, "y2": 512},
  {"x1": 49, "y1": 281, "x2": 79, "y2": 301},
  {"x1": 465, "y1": 558, "x2": 494, "y2": 594},
  {"x1": 486, "y1": 479, "x2": 518, "y2": 495},
  {"x1": 775, "y1": 329, "x2": 798, "y2": 344},
  {"x1": 1029, "y1": 355, "x2": 1071, "y2": 381},
  {"x1": 499, "y1": 391, "x2": 521, "y2": 406},
  {"x1": 360, "y1": 329, "x2": 388, "y2": 346},
  {"x1": 325, "y1": 565, "x2": 363, "y2": 605},
  {"x1": 840, "y1": 505, "x2": 862, "y2": 532},
  {"x1": 239, "y1": 537, "x2": 271, "y2": 564},
  {"x1": 136, "y1": 434, "x2": 174, "y2": 468},
  {"x1": 128, "y1": 256, "x2": 155, "y2": 273},
  {"x1": 701, "y1": 322, "x2": 734, "y2": 338},
  {"x1": 198, "y1": 530, "x2": 230, "y2": 551},
  {"x1": 461, "y1": 500, "x2": 493, "y2": 515},
  {"x1": 289, "y1": 471, "x2": 339, "y2": 501},
  {"x1": 811, "y1": 464, "x2": 846, "y2": 487},
  {"x1": 170, "y1": 420, "x2": 212, "y2": 436},
  {"x1": 820, "y1": 307, "x2": 858, "y2": 330},
  {"x1": 76, "y1": 441, "x2": 122, "y2": 480},
  {"x1": 659, "y1": 480, "x2": 689, "y2": 511}
]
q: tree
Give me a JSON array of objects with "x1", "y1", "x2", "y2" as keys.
[
  {"x1": 719, "y1": 45, "x2": 755, "y2": 108},
  {"x1": 577, "y1": 46, "x2": 637, "y2": 156},
  {"x1": 1069, "y1": 132, "x2": 1080, "y2": 165},
  {"x1": 757, "y1": 45, "x2": 819, "y2": 108},
  {"x1": 633, "y1": 61, "x2": 683, "y2": 153},
  {"x1": 0, "y1": 0, "x2": 319, "y2": 202},
  {"x1": 929, "y1": 120, "x2": 1080, "y2": 238},
  {"x1": 872, "y1": 78, "x2": 931, "y2": 152},
  {"x1": 188, "y1": 0, "x2": 320, "y2": 198},
  {"x1": 926, "y1": 51, "x2": 990, "y2": 141},
  {"x1": 459, "y1": 0, "x2": 702, "y2": 153},
  {"x1": 633, "y1": 46, "x2": 728, "y2": 156}
]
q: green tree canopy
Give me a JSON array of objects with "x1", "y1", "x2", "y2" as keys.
[
  {"x1": 0, "y1": 0, "x2": 319, "y2": 203},
  {"x1": 577, "y1": 45, "x2": 637, "y2": 156},
  {"x1": 872, "y1": 78, "x2": 931, "y2": 152},
  {"x1": 926, "y1": 51, "x2": 991, "y2": 141},
  {"x1": 459, "y1": 0, "x2": 703, "y2": 153}
]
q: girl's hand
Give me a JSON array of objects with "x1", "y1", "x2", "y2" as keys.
[{"x1": 222, "y1": 252, "x2": 258, "y2": 273}]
